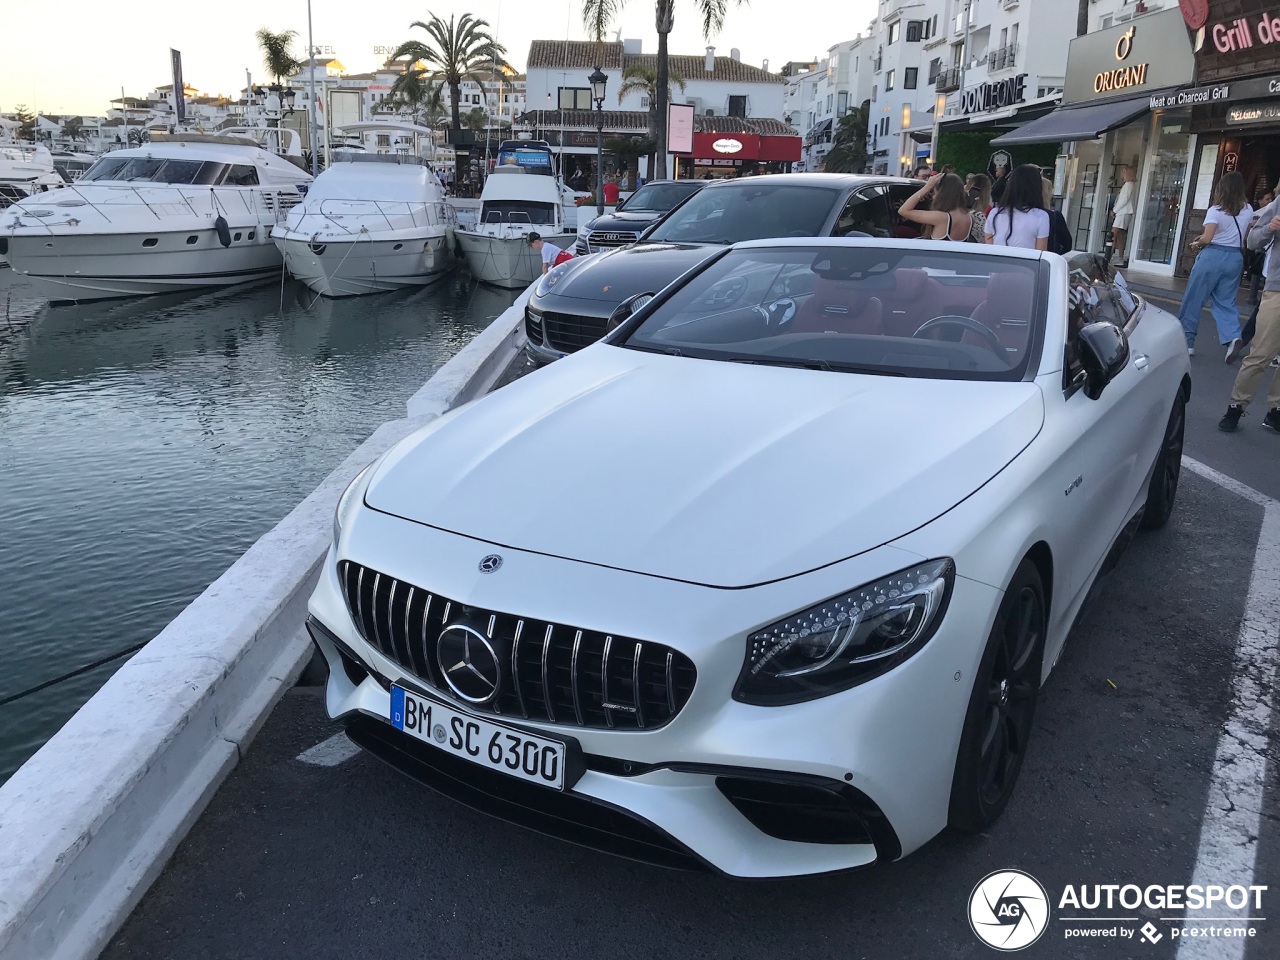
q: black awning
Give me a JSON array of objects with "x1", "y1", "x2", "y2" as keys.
[
  {"x1": 908, "y1": 129, "x2": 932, "y2": 143},
  {"x1": 805, "y1": 117, "x2": 833, "y2": 145},
  {"x1": 989, "y1": 95, "x2": 1152, "y2": 146}
]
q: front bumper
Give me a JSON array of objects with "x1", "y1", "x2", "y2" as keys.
[{"x1": 307, "y1": 511, "x2": 1002, "y2": 878}]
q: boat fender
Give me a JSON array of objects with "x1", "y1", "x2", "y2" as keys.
[
  {"x1": 214, "y1": 215, "x2": 232, "y2": 248},
  {"x1": 454, "y1": 236, "x2": 464, "y2": 259},
  {"x1": 423, "y1": 240, "x2": 435, "y2": 270}
]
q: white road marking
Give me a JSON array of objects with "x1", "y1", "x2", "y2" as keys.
[
  {"x1": 296, "y1": 733, "x2": 362, "y2": 767},
  {"x1": 1179, "y1": 458, "x2": 1280, "y2": 959}
]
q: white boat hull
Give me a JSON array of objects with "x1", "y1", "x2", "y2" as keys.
[
  {"x1": 4, "y1": 228, "x2": 283, "y2": 303},
  {"x1": 455, "y1": 228, "x2": 575, "y2": 289},
  {"x1": 275, "y1": 231, "x2": 453, "y2": 297}
]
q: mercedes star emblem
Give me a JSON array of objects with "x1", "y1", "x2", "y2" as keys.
[
  {"x1": 478, "y1": 554, "x2": 503, "y2": 573},
  {"x1": 436, "y1": 624, "x2": 501, "y2": 704}
]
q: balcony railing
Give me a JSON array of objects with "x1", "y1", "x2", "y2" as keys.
[
  {"x1": 987, "y1": 42, "x2": 1019, "y2": 72},
  {"x1": 935, "y1": 66, "x2": 962, "y2": 92}
]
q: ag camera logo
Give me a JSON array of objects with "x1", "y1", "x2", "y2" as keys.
[{"x1": 969, "y1": 869, "x2": 1050, "y2": 951}]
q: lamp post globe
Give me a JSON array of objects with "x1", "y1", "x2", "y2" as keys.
[{"x1": 589, "y1": 66, "x2": 608, "y2": 216}]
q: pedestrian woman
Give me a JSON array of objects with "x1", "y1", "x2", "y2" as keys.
[
  {"x1": 899, "y1": 172, "x2": 973, "y2": 241},
  {"x1": 1219, "y1": 193, "x2": 1280, "y2": 432},
  {"x1": 1110, "y1": 165, "x2": 1137, "y2": 267},
  {"x1": 968, "y1": 173, "x2": 992, "y2": 241},
  {"x1": 984, "y1": 164, "x2": 1049, "y2": 250},
  {"x1": 1178, "y1": 170, "x2": 1252, "y2": 361}
]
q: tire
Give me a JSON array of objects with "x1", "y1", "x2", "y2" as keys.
[
  {"x1": 949, "y1": 558, "x2": 1046, "y2": 832},
  {"x1": 1139, "y1": 390, "x2": 1186, "y2": 530}
]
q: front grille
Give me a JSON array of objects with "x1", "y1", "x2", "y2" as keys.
[
  {"x1": 339, "y1": 561, "x2": 697, "y2": 730},
  {"x1": 524, "y1": 305, "x2": 545, "y2": 345},
  {"x1": 587, "y1": 230, "x2": 639, "y2": 252},
  {"x1": 542, "y1": 311, "x2": 609, "y2": 352}
]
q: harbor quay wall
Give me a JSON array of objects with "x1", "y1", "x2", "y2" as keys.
[{"x1": 0, "y1": 286, "x2": 532, "y2": 960}]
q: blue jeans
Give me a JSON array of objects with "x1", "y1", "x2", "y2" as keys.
[{"x1": 1178, "y1": 244, "x2": 1244, "y2": 346}]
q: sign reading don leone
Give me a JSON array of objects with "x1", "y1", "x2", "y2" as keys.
[{"x1": 1062, "y1": 7, "x2": 1194, "y2": 104}]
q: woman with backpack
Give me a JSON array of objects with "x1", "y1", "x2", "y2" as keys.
[
  {"x1": 1178, "y1": 170, "x2": 1252, "y2": 361},
  {"x1": 983, "y1": 164, "x2": 1049, "y2": 250}
]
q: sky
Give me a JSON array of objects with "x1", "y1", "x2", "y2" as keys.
[{"x1": 1, "y1": 0, "x2": 877, "y2": 118}]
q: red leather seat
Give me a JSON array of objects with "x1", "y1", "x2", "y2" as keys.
[
  {"x1": 791, "y1": 276, "x2": 884, "y2": 335},
  {"x1": 967, "y1": 271, "x2": 1035, "y2": 362}
]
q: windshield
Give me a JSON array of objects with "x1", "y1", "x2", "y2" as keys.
[
  {"x1": 621, "y1": 182, "x2": 702, "y2": 213},
  {"x1": 79, "y1": 157, "x2": 227, "y2": 185},
  {"x1": 645, "y1": 183, "x2": 840, "y2": 245},
  {"x1": 622, "y1": 245, "x2": 1045, "y2": 382}
]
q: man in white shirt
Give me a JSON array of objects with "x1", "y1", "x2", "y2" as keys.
[{"x1": 526, "y1": 232, "x2": 570, "y2": 274}]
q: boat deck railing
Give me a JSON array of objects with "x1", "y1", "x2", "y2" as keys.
[{"x1": 288, "y1": 198, "x2": 455, "y2": 234}]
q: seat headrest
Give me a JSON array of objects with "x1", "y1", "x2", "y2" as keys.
[
  {"x1": 892, "y1": 268, "x2": 929, "y2": 298},
  {"x1": 986, "y1": 272, "x2": 1035, "y2": 319},
  {"x1": 813, "y1": 275, "x2": 871, "y2": 314}
]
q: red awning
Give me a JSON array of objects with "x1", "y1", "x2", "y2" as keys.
[{"x1": 689, "y1": 131, "x2": 800, "y2": 162}]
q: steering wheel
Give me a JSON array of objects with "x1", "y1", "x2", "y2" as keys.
[
  {"x1": 912, "y1": 315, "x2": 1004, "y2": 355},
  {"x1": 754, "y1": 297, "x2": 797, "y2": 325},
  {"x1": 701, "y1": 275, "x2": 748, "y2": 308},
  {"x1": 786, "y1": 229, "x2": 811, "y2": 237}
]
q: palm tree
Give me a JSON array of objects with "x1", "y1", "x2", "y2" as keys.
[
  {"x1": 821, "y1": 104, "x2": 869, "y2": 174},
  {"x1": 256, "y1": 28, "x2": 303, "y2": 84},
  {"x1": 617, "y1": 63, "x2": 685, "y2": 179},
  {"x1": 389, "y1": 13, "x2": 508, "y2": 131},
  {"x1": 1077, "y1": 0, "x2": 1089, "y2": 36},
  {"x1": 62, "y1": 117, "x2": 84, "y2": 144},
  {"x1": 584, "y1": 0, "x2": 745, "y2": 179},
  {"x1": 461, "y1": 106, "x2": 489, "y2": 132},
  {"x1": 387, "y1": 67, "x2": 448, "y2": 125}
]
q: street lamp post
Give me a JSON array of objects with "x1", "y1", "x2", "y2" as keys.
[{"x1": 589, "y1": 66, "x2": 608, "y2": 217}]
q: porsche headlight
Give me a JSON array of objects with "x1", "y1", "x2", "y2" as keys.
[
  {"x1": 734, "y1": 559, "x2": 955, "y2": 706},
  {"x1": 535, "y1": 261, "x2": 571, "y2": 297},
  {"x1": 332, "y1": 461, "x2": 377, "y2": 547}
]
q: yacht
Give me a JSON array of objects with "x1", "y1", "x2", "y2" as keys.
[
  {"x1": 454, "y1": 141, "x2": 576, "y2": 289},
  {"x1": 0, "y1": 131, "x2": 311, "y2": 303},
  {"x1": 273, "y1": 140, "x2": 456, "y2": 296},
  {"x1": 0, "y1": 143, "x2": 66, "y2": 264}
]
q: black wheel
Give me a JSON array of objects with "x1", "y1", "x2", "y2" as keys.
[
  {"x1": 949, "y1": 558, "x2": 1046, "y2": 832},
  {"x1": 1139, "y1": 390, "x2": 1186, "y2": 530}
]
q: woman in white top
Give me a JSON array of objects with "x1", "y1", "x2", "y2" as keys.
[
  {"x1": 984, "y1": 164, "x2": 1050, "y2": 250},
  {"x1": 1178, "y1": 170, "x2": 1252, "y2": 361},
  {"x1": 1110, "y1": 165, "x2": 1137, "y2": 267},
  {"x1": 898, "y1": 172, "x2": 973, "y2": 241}
]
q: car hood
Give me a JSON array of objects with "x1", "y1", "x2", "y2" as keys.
[
  {"x1": 543, "y1": 243, "x2": 721, "y2": 307},
  {"x1": 586, "y1": 212, "x2": 660, "y2": 228},
  {"x1": 365, "y1": 348, "x2": 1045, "y2": 588}
]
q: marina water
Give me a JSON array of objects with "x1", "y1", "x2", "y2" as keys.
[{"x1": 0, "y1": 268, "x2": 517, "y2": 782}]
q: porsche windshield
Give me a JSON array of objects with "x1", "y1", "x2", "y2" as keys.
[
  {"x1": 644, "y1": 183, "x2": 840, "y2": 245},
  {"x1": 622, "y1": 245, "x2": 1046, "y2": 382}
]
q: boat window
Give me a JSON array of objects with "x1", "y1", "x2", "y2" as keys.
[
  {"x1": 193, "y1": 162, "x2": 229, "y2": 185},
  {"x1": 112, "y1": 158, "x2": 207, "y2": 184},
  {"x1": 78, "y1": 156, "x2": 130, "y2": 182},
  {"x1": 224, "y1": 165, "x2": 260, "y2": 186},
  {"x1": 480, "y1": 200, "x2": 556, "y2": 225}
]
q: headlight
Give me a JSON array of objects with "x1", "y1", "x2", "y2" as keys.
[
  {"x1": 534, "y1": 261, "x2": 571, "y2": 297},
  {"x1": 332, "y1": 460, "x2": 377, "y2": 547},
  {"x1": 733, "y1": 559, "x2": 954, "y2": 706}
]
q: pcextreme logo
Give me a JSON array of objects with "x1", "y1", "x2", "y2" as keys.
[{"x1": 968, "y1": 869, "x2": 1268, "y2": 950}]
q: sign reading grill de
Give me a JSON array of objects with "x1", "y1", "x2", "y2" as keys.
[
  {"x1": 1196, "y1": 0, "x2": 1280, "y2": 84},
  {"x1": 960, "y1": 75, "x2": 1027, "y2": 115},
  {"x1": 1063, "y1": 7, "x2": 1195, "y2": 104}
]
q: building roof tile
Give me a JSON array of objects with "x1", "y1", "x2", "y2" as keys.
[
  {"x1": 526, "y1": 40, "x2": 781, "y2": 84},
  {"x1": 513, "y1": 109, "x2": 796, "y2": 137}
]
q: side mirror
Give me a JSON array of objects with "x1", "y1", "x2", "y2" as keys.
[
  {"x1": 1077, "y1": 321, "x2": 1129, "y2": 400},
  {"x1": 606, "y1": 292, "x2": 656, "y2": 334}
]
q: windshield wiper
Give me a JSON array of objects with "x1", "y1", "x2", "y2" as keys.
[{"x1": 727, "y1": 356, "x2": 905, "y2": 376}]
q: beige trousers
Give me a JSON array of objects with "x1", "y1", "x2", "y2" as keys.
[{"x1": 1231, "y1": 290, "x2": 1280, "y2": 409}]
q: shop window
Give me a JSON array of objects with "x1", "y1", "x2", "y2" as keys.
[
  {"x1": 904, "y1": 68, "x2": 918, "y2": 90},
  {"x1": 559, "y1": 87, "x2": 591, "y2": 110}
]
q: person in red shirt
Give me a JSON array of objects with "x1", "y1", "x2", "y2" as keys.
[{"x1": 602, "y1": 174, "x2": 620, "y2": 205}]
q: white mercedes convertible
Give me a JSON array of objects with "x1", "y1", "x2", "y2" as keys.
[{"x1": 307, "y1": 239, "x2": 1190, "y2": 878}]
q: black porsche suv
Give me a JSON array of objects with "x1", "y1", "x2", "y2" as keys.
[{"x1": 526, "y1": 173, "x2": 922, "y2": 364}]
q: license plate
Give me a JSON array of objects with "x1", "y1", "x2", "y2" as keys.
[{"x1": 390, "y1": 685, "x2": 568, "y2": 790}]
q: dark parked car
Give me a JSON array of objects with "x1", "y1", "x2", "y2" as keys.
[
  {"x1": 574, "y1": 179, "x2": 707, "y2": 255},
  {"x1": 526, "y1": 173, "x2": 922, "y2": 364}
]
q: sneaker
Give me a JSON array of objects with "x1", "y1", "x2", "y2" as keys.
[
  {"x1": 1226, "y1": 338, "x2": 1245, "y2": 363},
  {"x1": 1188, "y1": 346, "x2": 1196, "y2": 356},
  {"x1": 1264, "y1": 408, "x2": 1280, "y2": 432},
  {"x1": 1270, "y1": 356, "x2": 1280, "y2": 368},
  {"x1": 1220, "y1": 404, "x2": 1245, "y2": 432}
]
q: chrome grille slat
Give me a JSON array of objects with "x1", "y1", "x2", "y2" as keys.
[
  {"x1": 632, "y1": 641, "x2": 644, "y2": 729},
  {"x1": 337, "y1": 563, "x2": 694, "y2": 730},
  {"x1": 541, "y1": 625, "x2": 556, "y2": 724},
  {"x1": 570, "y1": 630, "x2": 584, "y2": 726},
  {"x1": 601, "y1": 636, "x2": 615, "y2": 729}
]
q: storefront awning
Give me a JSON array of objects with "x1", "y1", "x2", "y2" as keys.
[
  {"x1": 805, "y1": 118, "x2": 832, "y2": 145},
  {"x1": 989, "y1": 94, "x2": 1152, "y2": 146}
]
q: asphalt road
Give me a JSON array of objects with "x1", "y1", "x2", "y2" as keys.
[{"x1": 100, "y1": 466, "x2": 1278, "y2": 960}]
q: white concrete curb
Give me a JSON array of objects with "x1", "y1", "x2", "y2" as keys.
[{"x1": 0, "y1": 295, "x2": 531, "y2": 960}]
